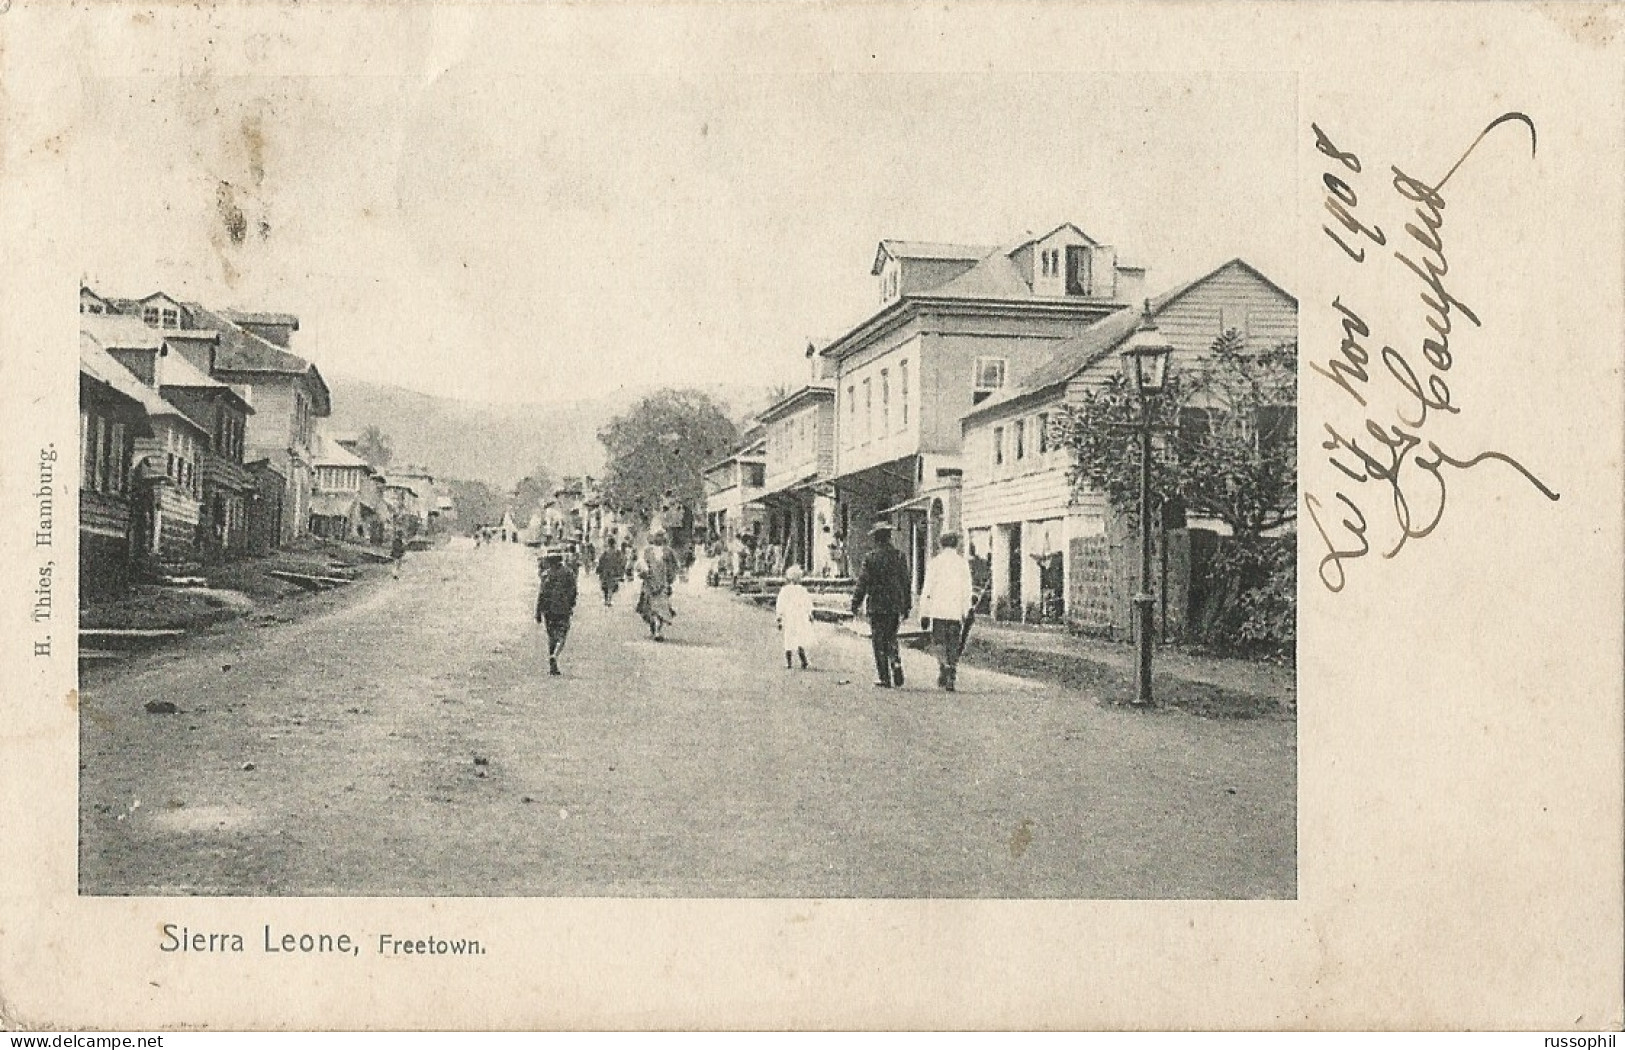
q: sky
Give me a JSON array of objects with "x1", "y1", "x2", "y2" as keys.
[{"x1": 77, "y1": 26, "x2": 1296, "y2": 407}]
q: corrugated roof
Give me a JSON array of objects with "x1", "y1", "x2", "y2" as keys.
[
  {"x1": 79, "y1": 332, "x2": 205, "y2": 432},
  {"x1": 188, "y1": 302, "x2": 331, "y2": 415},
  {"x1": 872, "y1": 239, "x2": 996, "y2": 274},
  {"x1": 312, "y1": 433, "x2": 373, "y2": 470},
  {"x1": 927, "y1": 248, "x2": 1039, "y2": 299},
  {"x1": 188, "y1": 303, "x2": 309, "y2": 373},
  {"x1": 81, "y1": 313, "x2": 165, "y2": 351},
  {"x1": 154, "y1": 346, "x2": 228, "y2": 390},
  {"x1": 961, "y1": 258, "x2": 1294, "y2": 424}
]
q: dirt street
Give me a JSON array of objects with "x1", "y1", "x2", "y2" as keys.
[{"x1": 79, "y1": 540, "x2": 1295, "y2": 897}]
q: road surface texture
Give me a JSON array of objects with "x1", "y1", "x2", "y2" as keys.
[{"x1": 79, "y1": 540, "x2": 1295, "y2": 897}]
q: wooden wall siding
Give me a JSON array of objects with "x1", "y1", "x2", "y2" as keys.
[
  {"x1": 1064, "y1": 268, "x2": 1297, "y2": 403},
  {"x1": 764, "y1": 402, "x2": 835, "y2": 494},
  {"x1": 157, "y1": 486, "x2": 202, "y2": 560},
  {"x1": 81, "y1": 489, "x2": 131, "y2": 539},
  {"x1": 203, "y1": 452, "x2": 256, "y2": 493},
  {"x1": 961, "y1": 457, "x2": 1072, "y2": 529},
  {"x1": 961, "y1": 389, "x2": 1072, "y2": 528},
  {"x1": 233, "y1": 376, "x2": 295, "y2": 455}
]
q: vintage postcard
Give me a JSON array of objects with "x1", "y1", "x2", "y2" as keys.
[{"x1": 0, "y1": 0, "x2": 1620, "y2": 1031}]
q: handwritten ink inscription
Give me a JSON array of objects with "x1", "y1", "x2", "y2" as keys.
[{"x1": 1305, "y1": 113, "x2": 1560, "y2": 593}]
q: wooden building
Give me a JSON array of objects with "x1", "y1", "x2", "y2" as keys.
[
  {"x1": 959, "y1": 258, "x2": 1298, "y2": 631},
  {"x1": 78, "y1": 333, "x2": 159, "y2": 594},
  {"x1": 191, "y1": 303, "x2": 331, "y2": 547},
  {"x1": 79, "y1": 316, "x2": 212, "y2": 569},
  {"x1": 755, "y1": 382, "x2": 837, "y2": 575},
  {"x1": 702, "y1": 428, "x2": 767, "y2": 557}
]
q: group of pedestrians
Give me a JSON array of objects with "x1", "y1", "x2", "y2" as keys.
[
  {"x1": 535, "y1": 520, "x2": 976, "y2": 690},
  {"x1": 848, "y1": 521, "x2": 974, "y2": 691},
  {"x1": 534, "y1": 531, "x2": 685, "y2": 675}
]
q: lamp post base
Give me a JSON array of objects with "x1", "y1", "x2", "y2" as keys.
[{"x1": 1131, "y1": 592, "x2": 1156, "y2": 706}]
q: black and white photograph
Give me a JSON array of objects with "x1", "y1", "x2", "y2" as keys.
[
  {"x1": 3, "y1": 0, "x2": 1620, "y2": 1032},
  {"x1": 74, "y1": 66, "x2": 1298, "y2": 899}
]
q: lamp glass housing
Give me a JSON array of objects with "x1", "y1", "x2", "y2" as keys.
[{"x1": 1120, "y1": 341, "x2": 1173, "y2": 395}]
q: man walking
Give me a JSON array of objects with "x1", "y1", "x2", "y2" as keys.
[
  {"x1": 535, "y1": 549, "x2": 578, "y2": 676},
  {"x1": 595, "y1": 543, "x2": 626, "y2": 607},
  {"x1": 918, "y1": 532, "x2": 974, "y2": 691},
  {"x1": 850, "y1": 521, "x2": 911, "y2": 688}
]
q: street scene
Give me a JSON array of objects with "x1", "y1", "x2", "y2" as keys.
[
  {"x1": 75, "y1": 72, "x2": 1298, "y2": 899},
  {"x1": 79, "y1": 540, "x2": 1293, "y2": 898}
]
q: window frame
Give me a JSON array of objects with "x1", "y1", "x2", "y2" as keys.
[
  {"x1": 992, "y1": 426, "x2": 1005, "y2": 468},
  {"x1": 899, "y1": 360, "x2": 909, "y2": 429},
  {"x1": 1065, "y1": 245, "x2": 1092, "y2": 296}
]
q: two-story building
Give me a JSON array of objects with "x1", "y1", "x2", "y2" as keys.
[
  {"x1": 754, "y1": 375, "x2": 837, "y2": 576},
  {"x1": 79, "y1": 314, "x2": 212, "y2": 567},
  {"x1": 148, "y1": 331, "x2": 258, "y2": 561},
  {"x1": 79, "y1": 332, "x2": 163, "y2": 593},
  {"x1": 190, "y1": 303, "x2": 331, "y2": 547},
  {"x1": 820, "y1": 223, "x2": 1145, "y2": 592},
  {"x1": 702, "y1": 427, "x2": 767, "y2": 561},
  {"x1": 959, "y1": 257, "x2": 1297, "y2": 631},
  {"x1": 311, "y1": 433, "x2": 385, "y2": 543}
]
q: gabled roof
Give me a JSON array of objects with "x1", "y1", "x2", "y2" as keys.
[
  {"x1": 187, "y1": 303, "x2": 307, "y2": 372},
  {"x1": 154, "y1": 346, "x2": 225, "y2": 389},
  {"x1": 961, "y1": 258, "x2": 1297, "y2": 426},
  {"x1": 188, "y1": 302, "x2": 332, "y2": 415},
  {"x1": 81, "y1": 313, "x2": 164, "y2": 351},
  {"x1": 1010, "y1": 222, "x2": 1100, "y2": 252},
  {"x1": 756, "y1": 384, "x2": 835, "y2": 425},
  {"x1": 79, "y1": 332, "x2": 207, "y2": 435},
  {"x1": 871, "y1": 239, "x2": 996, "y2": 275},
  {"x1": 312, "y1": 433, "x2": 374, "y2": 470}
]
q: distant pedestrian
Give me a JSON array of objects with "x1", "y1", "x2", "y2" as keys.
[
  {"x1": 390, "y1": 531, "x2": 406, "y2": 579},
  {"x1": 775, "y1": 565, "x2": 815, "y2": 670},
  {"x1": 595, "y1": 544, "x2": 625, "y2": 607},
  {"x1": 636, "y1": 531, "x2": 680, "y2": 641},
  {"x1": 535, "y1": 549, "x2": 578, "y2": 676},
  {"x1": 850, "y1": 521, "x2": 911, "y2": 688},
  {"x1": 919, "y1": 532, "x2": 974, "y2": 692}
]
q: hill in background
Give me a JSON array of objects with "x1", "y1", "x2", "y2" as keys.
[{"x1": 323, "y1": 375, "x2": 771, "y2": 489}]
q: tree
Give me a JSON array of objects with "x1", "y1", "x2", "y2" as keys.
[
  {"x1": 510, "y1": 467, "x2": 556, "y2": 524},
  {"x1": 441, "y1": 477, "x2": 505, "y2": 533},
  {"x1": 1059, "y1": 332, "x2": 1297, "y2": 655},
  {"x1": 598, "y1": 389, "x2": 739, "y2": 524},
  {"x1": 1059, "y1": 331, "x2": 1296, "y2": 537},
  {"x1": 353, "y1": 425, "x2": 393, "y2": 469}
]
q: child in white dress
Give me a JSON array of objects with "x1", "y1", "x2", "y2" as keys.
[{"x1": 774, "y1": 565, "x2": 815, "y2": 670}]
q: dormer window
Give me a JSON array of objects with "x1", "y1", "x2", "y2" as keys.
[
  {"x1": 1065, "y1": 246, "x2": 1092, "y2": 296},
  {"x1": 161, "y1": 308, "x2": 179, "y2": 328},
  {"x1": 972, "y1": 356, "x2": 1006, "y2": 404},
  {"x1": 142, "y1": 307, "x2": 160, "y2": 326}
]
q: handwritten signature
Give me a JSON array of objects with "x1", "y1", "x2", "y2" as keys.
[{"x1": 1306, "y1": 113, "x2": 1560, "y2": 594}]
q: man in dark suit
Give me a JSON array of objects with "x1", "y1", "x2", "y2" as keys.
[{"x1": 850, "y1": 520, "x2": 912, "y2": 688}]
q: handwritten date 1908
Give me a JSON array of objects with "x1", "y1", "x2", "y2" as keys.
[{"x1": 1306, "y1": 113, "x2": 1560, "y2": 594}]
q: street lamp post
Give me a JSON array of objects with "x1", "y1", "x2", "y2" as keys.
[{"x1": 1119, "y1": 302, "x2": 1174, "y2": 707}]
